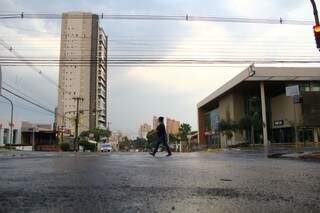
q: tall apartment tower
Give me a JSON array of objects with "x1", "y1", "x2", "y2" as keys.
[{"x1": 57, "y1": 12, "x2": 107, "y2": 135}]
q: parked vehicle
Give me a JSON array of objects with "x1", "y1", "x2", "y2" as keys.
[{"x1": 101, "y1": 143, "x2": 112, "y2": 152}]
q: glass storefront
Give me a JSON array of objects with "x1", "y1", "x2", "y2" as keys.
[
  {"x1": 244, "y1": 95, "x2": 263, "y2": 144},
  {"x1": 298, "y1": 128, "x2": 314, "y2": 143},
  {"x1": 204, "y1": 109, "x2": 220, "y2": 147},
  {"x1": 287, "y1": 82, "x2": 320, "y2": 93},
  {"x1": 272, "y1": 127, "x2": 295, "y2": 144}
]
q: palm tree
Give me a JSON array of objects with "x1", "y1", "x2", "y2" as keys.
[
  {"x1": 238, "y1": 112, "x2": 262, "y2": 145},
  {"x1": 178, "y1": 123, "x2": 192, "y2": 152}
]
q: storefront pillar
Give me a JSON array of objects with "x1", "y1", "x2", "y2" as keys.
[
  {"x1": 314, "y1": 128, "x2": 319, "y2": 142},
  {"x1": 260, "y1": 82, "x2": 269, "y2": 146}
]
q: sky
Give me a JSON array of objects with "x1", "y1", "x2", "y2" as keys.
[{"x1": 0, "y1": 0, "x2": 319, "y2": 137}]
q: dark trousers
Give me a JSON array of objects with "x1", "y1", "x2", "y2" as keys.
[{"x1": 153, "y1": 136, "x2": 171, "y2": 155}]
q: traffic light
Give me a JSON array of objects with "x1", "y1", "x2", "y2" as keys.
[{"x1": 313, "y1": 25, "x2": 320, "y2": 49}]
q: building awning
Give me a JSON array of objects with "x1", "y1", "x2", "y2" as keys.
[{"x1": 197, "y1": 65, "x2": 320, "y2": 109}]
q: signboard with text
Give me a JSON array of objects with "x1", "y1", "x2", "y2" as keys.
[
  {"x1": 274, "y1": 120, "x2": 284, "y2": 127},
  {"x1": 286, "y1": 85, "x2": 300, "y2": 97}
]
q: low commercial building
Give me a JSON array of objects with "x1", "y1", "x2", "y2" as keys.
[
  {"x1": 21, "y1": 122, "x2": 57, "y2": 151},
  {"x1": 197, "y1": 65, "x2": 320, "y2": 148}
]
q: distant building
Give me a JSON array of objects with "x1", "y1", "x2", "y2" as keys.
[
  {"x1": 0, "y1": 118, "x2": 20, "y2": 146},
  {"x1": 152, "y1": 116, "x2": 180, "y2": 134},
  {"x1": 109, "y1": 131, "x2": 127, "y2": 151},
  {"x1": 0, "y1": 120, "x2": 57, "y2": 151},
  {"x1": 139, "y1": 123, "x2": 152, "y2": 139},
  {"x1": 152, "y1": 116, "x2": 158, "y2": 130},
  {"x1": 56, "y1": 12, "x2": 108, "y2": 135},
  {"x1": 21, "y1": 122, "x2": 57, "y2": 151},
  {"x1": 166, "y1": 118, "x2": 180, "y2": 135}
]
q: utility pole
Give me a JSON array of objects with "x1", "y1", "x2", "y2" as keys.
[
  {"x1": 0, "y1": 95, "x2": 14, "y2": 150},
  {"x1": 1, "y1": 66, "x2": 13, "y2": 149},
  {"x1": 73, "y1": 97, "x2": 84, "y2": 151},
  {"x1": 32, "y1": 127, "x2": 35, "y2": 151}
]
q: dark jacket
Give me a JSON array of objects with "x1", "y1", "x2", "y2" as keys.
[{"x1": 156, "y1": 123, "x2": 167, "y2": 139}]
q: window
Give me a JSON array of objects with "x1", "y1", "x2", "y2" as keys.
[
  {"x1": 300, "y1": 83, "x2": 311, "y2": 92},
  {"x1": 311, "y1": 82, "x2": 320, "y2": 92}
]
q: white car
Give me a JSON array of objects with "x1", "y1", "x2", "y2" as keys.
[{"x1": 101, "y1": 143, "x2": 112, "y2": 152}]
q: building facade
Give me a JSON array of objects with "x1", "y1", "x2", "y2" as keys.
[
  {"x1": 166, "y1": 118, "x2": 180, "y2": 135},
  {"x1": 139, "y1": 123, "x2": 152, "y2": 139},
  {"x1": 56, "y1": 12, "x2": 107, "y2": 135},
  {"x1": 198, "y1": 66, "x2": 320, "y2": 148},
  {"x1": 0, "y1": 118, "x2": 20, "y2": 146},
  {"x1": 20, "y1": 122, "x2": 57, "y2": 151},
  {"x1": 152, "y1": 116, "x2": 158, "y2": 130}
]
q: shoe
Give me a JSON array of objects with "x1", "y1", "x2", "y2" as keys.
[
  {"x1": 166, "y1": 153, "x2": 172, "y2": 157},
  {"x1": 149, "y1": 152, "x2": 155, "y2": 157}
]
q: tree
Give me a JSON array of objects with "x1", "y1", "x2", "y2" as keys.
[
  {"x1": 118, "y1": 136, "x2": 131, "y2": 151},
  {"x1": 169, "y1": 133, "x2": 179, "y2": 145},
  {"x1": 79, "y1": 128, "x2": 111, "y2": 142},
  {"x1": 178, "y1": 123, "x2": 192, "y2": 141},
  {"x1": 146, "y1": 130, "x2": 157, "y2": 150},
  {"x1": 132, "y1": 137, "x2": 147, "y2": 151},
  {"x1": 176, "y1": 123, "x2": 192, "y2": 152},
  {"x1": 237, "y1": 112, "x2": 262, "y2": 145},
  {"x1": 219, "y1": 119, "x2": 237, "y2": 148}
]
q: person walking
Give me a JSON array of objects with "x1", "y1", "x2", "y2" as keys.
[{"x1": 150, "y1": 116, "x2": 172, "y2": 157}]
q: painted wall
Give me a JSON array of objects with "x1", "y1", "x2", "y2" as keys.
[{"x1": 271, "y1": 94, "x2": 302, "y2": 129}]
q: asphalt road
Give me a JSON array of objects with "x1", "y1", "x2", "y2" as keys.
[{"x1": 0, "y1": 149, "x2": 320, "y2": 213}]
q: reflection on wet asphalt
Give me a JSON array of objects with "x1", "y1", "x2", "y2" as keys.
[{"x1": 0, "y1": 150, "x2": 320, "y2": 213}]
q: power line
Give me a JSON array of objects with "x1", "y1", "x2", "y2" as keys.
[
  {"x1": 1, "y1": 87, "x2": 55, "y2": 113},
  {"x1": 1, "y1": 60, "x2": 320, "y2": 67},
  {"x1": 0, "y1": 38, "x2": 73, "y2": 95},
  {"x1": 0, "y1": 58, "x2": 319, "y2": 64},
  {"x1": 2, "y1": 81, "x2": 54, "y2": 109},
  {"x1": 0, "y1": 99, "x2": 53, "y2": 116},
  {"x1": 1, "y1": 86, "x2": 90, "y2": 130},
  {"x1": 0, "y1": 13, "x2": 314, "y2": 25}
]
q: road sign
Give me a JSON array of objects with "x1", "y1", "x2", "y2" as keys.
[{"x1": 286, "y1": 85, "x2": 300, "y2": 97}]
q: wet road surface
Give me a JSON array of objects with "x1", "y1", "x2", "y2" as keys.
[{"x1": 0, "y1": 150, "x2": 320, "y2": 213}]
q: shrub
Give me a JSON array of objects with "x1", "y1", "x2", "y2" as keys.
[
  {"x1": 79, "y1": 140, "x2": 96, "y2": 152},
  {"x1": 60, "y1": 142, "x2": 70, "y2": 152}
]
